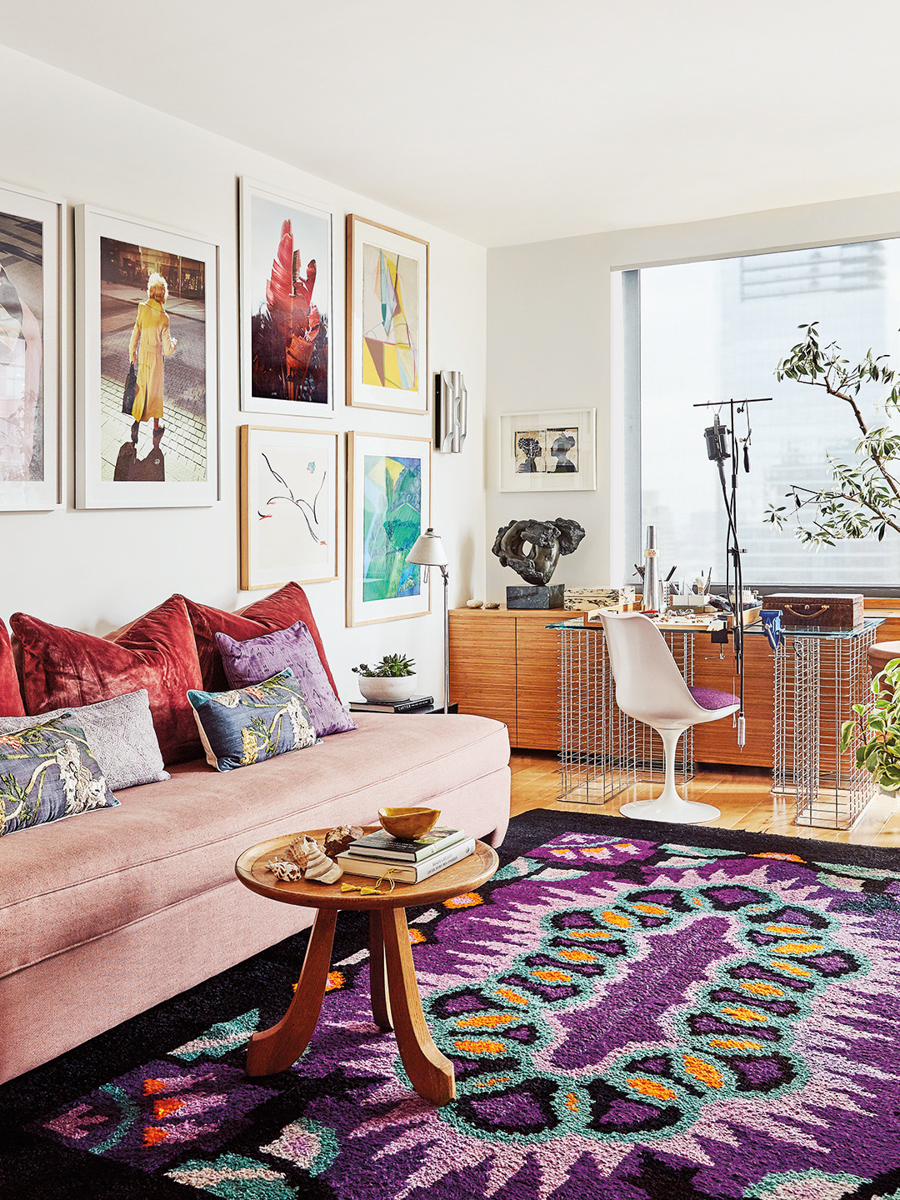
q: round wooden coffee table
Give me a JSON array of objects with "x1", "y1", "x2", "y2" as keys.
[{"x1": 235, "y1": 830, "x2": 499, "y2": 1106}]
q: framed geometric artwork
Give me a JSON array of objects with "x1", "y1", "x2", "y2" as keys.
[
  {"x1": 239, "y1": 178, "x2": 334, "y2": 418},
  {"x1": 346, "y1": 215, "x2": 429, "y2": 415},
  {"x1": 75, "y1": 206, "x2": 218, "y2": 509},
  {"x1": 240, "y1": 425, "x2": 339, "y2": 590},
  {"x1": 498, "y1": 408, "x2": 597, "y2": 492},
  {"x1": 346, "y1": 431, "x2": 432, "y2": 626},
  {"x1": 0, "y1": 181, "x2": 62, "y2": 512}
]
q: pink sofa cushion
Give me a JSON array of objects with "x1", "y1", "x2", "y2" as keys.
[
  {"x1": 10, "y1": 596, "x2": 204, "y2": 765},
  {"x1": 0, "y1": 618, "x2": 24, "y2": 717},
  {"x1": 0, "y1": 712, "x2": 510, "y2": 980}
]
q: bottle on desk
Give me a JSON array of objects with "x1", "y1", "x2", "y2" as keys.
[{"x1": 641, "y1": 525, "x2": 661, "y2": 616}]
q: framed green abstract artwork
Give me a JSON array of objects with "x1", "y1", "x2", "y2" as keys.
[
  {"x1": 346, "y1": 215, "x2": 429, "y2": 415},
  {"x1": 346, "y1": 431, "x2": 432, "y2": 626}
]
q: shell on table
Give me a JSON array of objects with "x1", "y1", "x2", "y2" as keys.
[
  {"x1": 266, "y1": 858, "x2": 304, "y2": 882},
  {"x1": 278, "y1": 834, "x2": 343, "y2": 885},
  {"x1": 323, "y1": 824, "x2": 364, "y2": 859}
]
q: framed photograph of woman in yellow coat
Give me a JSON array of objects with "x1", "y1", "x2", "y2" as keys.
[{"x1": 75, "y1": 206, "x2": 218, "y2": 508}]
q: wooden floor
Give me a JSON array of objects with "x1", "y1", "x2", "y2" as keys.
[{"x1": 510, "y1": 751, "x2": 900, "y2": 846}]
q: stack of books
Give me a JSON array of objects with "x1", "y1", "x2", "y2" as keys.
[
  {"x1": 348, "y1": 695, "x2": 435, "y2": 714},
  {"x1": 335, "y1": 825, "x2": 475, "y2": 883}
]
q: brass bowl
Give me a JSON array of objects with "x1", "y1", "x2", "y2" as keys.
[{"x1": 378, "y1": 806, "x2": 441, "y2": 841}]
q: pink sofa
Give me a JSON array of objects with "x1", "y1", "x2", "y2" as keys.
[{"x1": 0, "y1": 688, "x2": 510, "y2": 1084}]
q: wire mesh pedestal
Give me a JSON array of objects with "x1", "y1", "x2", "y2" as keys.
[
  {"x1": 772, "y1": 622, "x2": 879, "y2": 830},
  {"x1": 556, "y1": 625, "x2": 694, "y2": 805}
]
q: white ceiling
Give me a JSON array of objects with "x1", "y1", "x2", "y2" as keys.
[{"x1": 7, "y1": 1, "x2": 900, "y2": 247}]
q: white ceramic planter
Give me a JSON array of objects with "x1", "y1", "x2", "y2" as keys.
[{"x1": 357, "y1": 674, "x2": 417, "y2": 704}]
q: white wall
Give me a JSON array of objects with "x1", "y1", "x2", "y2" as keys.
[
  {"x1": 486, "y1": 192, "x2": 900, "y2": 599},
  {"x1": 0, "y1": 46, "x2": 487, "y2": 703}
]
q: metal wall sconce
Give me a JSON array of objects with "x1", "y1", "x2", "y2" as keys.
[{"x1": 434, "y1": 371, "x2": 467, "y2": 453}]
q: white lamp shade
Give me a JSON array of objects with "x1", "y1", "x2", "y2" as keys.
[{"x1": 406, "y1": 527, "x2": 449, "y2": 567}]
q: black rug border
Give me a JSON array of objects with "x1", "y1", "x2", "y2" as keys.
[{"x1": 501, "y1": 807, "x2": 900, "y2": 873}]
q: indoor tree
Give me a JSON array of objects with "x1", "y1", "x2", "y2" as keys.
[{"x1": 765, "y1": 322, "x2": 900, "y2": 545}]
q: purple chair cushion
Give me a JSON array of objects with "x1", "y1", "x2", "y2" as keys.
[
  {"x1": 215, "y1": 622, "x2": 357, "y2": 737},
  {"x1": 689, "y1": 685, "x2": 739, "y2": 711}
]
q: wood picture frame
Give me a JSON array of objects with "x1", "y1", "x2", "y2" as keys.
[
  {"x1": 498, "y1": 408, "x2": 597, "y2": 492},
  {"x1": 239, "y1": 178, "x2": 334, "y2": 419},
  {"x1": 346, "y1": 431, "x2": 432, "y2": 626},
  {"x1": 0, "y1": 181, "x2": 63, "y2": 511},
  {"x1": 240, "y1": 424, "x2": 339, "y2": 590},
  {"x1": 75, "y1": 205, "x2": 218, "y2": 509},
  {"x1": 346, "y1": 215, "x2": 429, "y2": 415}
]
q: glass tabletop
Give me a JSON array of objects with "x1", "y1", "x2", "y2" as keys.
[{"x1": 546, "y1": 615, "x2": 885, "y2": 639}]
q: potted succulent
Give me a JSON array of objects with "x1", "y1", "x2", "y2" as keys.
[
  {"x1": 352, "y1": 654, "x2": 417, "y2": 704},
  {"x1": 839, "y1": 657, "x2": 900, "y2": 792}
]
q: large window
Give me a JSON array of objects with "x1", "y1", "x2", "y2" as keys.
[{"x1": 626, "y1": 239, "x2": 900, "y2": 592}]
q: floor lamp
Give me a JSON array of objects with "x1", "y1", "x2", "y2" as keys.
[{"x1": 406, "y1": 528, "x2": 450, "y2": 713}]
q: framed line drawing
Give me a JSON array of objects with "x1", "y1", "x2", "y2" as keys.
[
  {"x1": 0, "y1": 181, "x2": 62, "y2": 511},
  {"x1": 239, "y1": 178, "x2": 333, "y2": 418},
  {"x1": 498, "y1": 408, "x2": 597, "y2": 492},
  {"x1": 346, "y1": 431, "x2": 432, "y2": 626},
  {"x1": 240, "y1": 425, "x2": 339, "y2": 590},
  {"x1": 346, "y1": 215, "x2": 429, "y2": 414},
  {"x1": 75, "y1": 205, "x2": 218, "y2": 509}
]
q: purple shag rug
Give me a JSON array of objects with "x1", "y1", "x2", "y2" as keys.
[{"x1": 3, "y1": 809, "x2": 900, "y2": 1200}]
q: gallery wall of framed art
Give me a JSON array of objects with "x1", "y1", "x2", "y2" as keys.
[
  {"x1": 75, "y1": 205, "x2": 219, "y2": 510},
  {"x1": 240, "y1": 424, "x2": 339, "y2": 590},
  {"x1": 0, "y1": 181, "x2": 62, "y2": 513},
  {"x1": 345, "y1": 431, "x2": 432, "y2": 626},
  {"x1": 239, "y1": 178, "x2": 334, "y2": 420},
  {"x1": 346, "y1": 215, "x2": 429, "y2": 416},
  {"x1": 0, "y1": 47, "x2": 489, "y2": 683}
]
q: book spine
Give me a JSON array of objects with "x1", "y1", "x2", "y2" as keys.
[
  {"x1": 346, "y1": 830, "x2": 466, "y2": 863},
  {"x1": 338, "y1": 837, "x2": 476, "y2": 883}
]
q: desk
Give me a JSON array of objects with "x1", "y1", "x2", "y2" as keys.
[{"x1": 552, "y1": 616, "x2": 881, "y2": 830}]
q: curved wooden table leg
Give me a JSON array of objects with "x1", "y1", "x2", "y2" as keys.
[
  {"x1": 381, "y1": 906, "x2": 455, "y2": 1105},
  {"x1": 369, "y1": 909, "x2": 393, "y2": 1032},
  {"x1": 246, "y1": 908, "x2": 337, "y2": 1076}
]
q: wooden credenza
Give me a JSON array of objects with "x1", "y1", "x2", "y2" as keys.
[
  {"x1": 450, "y1": 605, "x2": 900, "y2": 766},
  {"x1": 449, "y1": 608, "x2": 574, "y2": 751}
]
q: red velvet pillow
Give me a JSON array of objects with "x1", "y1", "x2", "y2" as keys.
[
  {"x1": 181, "y1": 582, "x2": 338, "y2": 696},
  {"x1": 0, "y1": 618, "x2": 25, "y2": 716},
  {"x1": 11, "y1": 595, "x2": 204, "y2": 764}
]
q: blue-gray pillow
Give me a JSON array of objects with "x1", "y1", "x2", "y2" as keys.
[
  {"x1": 215, "y1": 621, "x2": 356, "y2": 737},
  {"x1": 0, "y1": 716, "x2": 119, "y2": 836},
  {"x1": 0, "y1": 689, "x2": 169, "y2": 792},
  {"x1": 187, "y1": 669, "x2": 318, "y2": 772}
]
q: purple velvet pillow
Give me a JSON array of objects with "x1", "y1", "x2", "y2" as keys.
[{"x1": 215, "y1": 622, "x2": 357, "y2": 737}]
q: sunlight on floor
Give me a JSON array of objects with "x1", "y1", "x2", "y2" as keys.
[{"x1": 509, "y1": 751, "x2": 900, "y2": 847}]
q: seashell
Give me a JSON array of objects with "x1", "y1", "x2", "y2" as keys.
[
  {"x1": 323, "y1": 824, "x2": 364, "y2": 859},
  {"x1": 466, "y1": 599, "x2": 483, "y2": 608},
  {"x1": 266, "y1": 858, "x2": 304, "y2": 882},
  {"x1": 287, "y1": 834, "x2": 315, "y2": 869},
  {"x1": 303, "y1": 839, "x2": 343, "y2": 885}
]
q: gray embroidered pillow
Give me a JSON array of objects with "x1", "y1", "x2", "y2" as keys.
[{"x1": 0, "y1": 689, "x2": 170, "y2": 792}]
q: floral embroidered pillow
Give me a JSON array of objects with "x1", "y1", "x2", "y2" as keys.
[
  {"x1": 0, "y1": 716, "x2": 119, "y2": 837},
  {"x1": 187, "y1": 669, "x2": 318, "y2": 772}
]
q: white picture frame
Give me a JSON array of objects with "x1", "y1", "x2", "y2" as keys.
[
  {"x1": 75, "y1": 205, "x2": 219, "y2": 509},
  {"x1": 346, "y1": 431, "x2": 432, "y2": 626},
  {"x1": 0, "y1": 181, "x2": 63, "y2": 512},
  {"x1": 240, "y1": 424, "x2": 339, "y2": 590},
  {"x1": 346, "y1": 215, "x2": 429, "y2": 415},
  {"x1": 239, "y1": 178, "x2": 334, "y2": 418},
  {"x1": 498, "y1": 408, "x2": 597, "y2": 492}
]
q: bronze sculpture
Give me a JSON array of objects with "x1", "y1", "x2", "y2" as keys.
[{"x1": 492, "y1": 517, "x2": 585, "y2": 587}]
